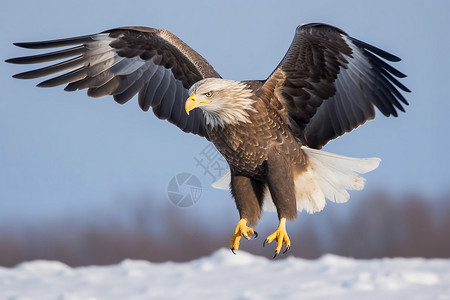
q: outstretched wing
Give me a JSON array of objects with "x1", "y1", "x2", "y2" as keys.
[
  {"x1": 264, "y1": 23, "x2": 410, "y2": 149},
  {"x1": 6, "y1": 26, "x2": 221, "y2": 138}
]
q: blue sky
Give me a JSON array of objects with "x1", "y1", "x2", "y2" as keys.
[{"x1": 1, "y1": 0, "x2": 449, "y2": 226}]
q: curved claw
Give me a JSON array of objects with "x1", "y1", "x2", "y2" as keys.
[
  {"x1": 231, "y1": 248, "x2": 236, "y2": 255},
  {"x1": 230, "y1": 218, "x2": 256, "y2": 251},
  {"x1": 242, "y1": 230, "x2": 258, "y2": 240},
  {"x1": 264, "y1": 218, "x2": 291, "y2": 257},
  {"x1": 273, "y1": 245, "x2": 290, "y2": 259}
]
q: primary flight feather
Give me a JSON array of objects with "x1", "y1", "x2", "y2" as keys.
[{"x1": 6, "y1": 23, "x2": 409, "y2": 257}]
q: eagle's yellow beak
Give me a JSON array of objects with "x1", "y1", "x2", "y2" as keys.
[{"x1": 185, "y1": 94, "x2": 211, "y2": 115}]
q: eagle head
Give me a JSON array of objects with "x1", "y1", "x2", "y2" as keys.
[{"x1": 185, "y1": 78, "x2": 255, "y2": 127}]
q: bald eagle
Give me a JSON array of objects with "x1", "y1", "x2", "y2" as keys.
[{"x1": 6, "y1": 23, "x2": 409, "y2": 257}]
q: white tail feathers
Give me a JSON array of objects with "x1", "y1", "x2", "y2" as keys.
[
  {"x1": 212, "y1": 146, "x2": 381, "y2": 214},
  {"x1": 212, "y1": 170, "x2": 231, "y2": 190},
  {"x1": 297, "y1": 146, "x2": 380, "y2": 213}
]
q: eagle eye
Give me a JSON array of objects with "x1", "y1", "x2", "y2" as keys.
[{"x1": 204, "y1": 91, "x2": 213, "y2": 98}]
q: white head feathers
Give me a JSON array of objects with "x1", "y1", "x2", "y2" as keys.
[{"x1": 189, "y1": 78, "x2": 255, "y2": 127}]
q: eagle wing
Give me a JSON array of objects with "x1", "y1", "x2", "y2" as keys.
[
  {"x1": 264, "y1": 23, "x2": 410, "y2": 149},
  {"x1": 6, "y1": 27, "x2": 221, "y2": 138}
]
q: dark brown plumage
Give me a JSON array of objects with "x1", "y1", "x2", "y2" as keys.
[{"x1": 6, "y1": 23, "x2": 409, "y2": 256}]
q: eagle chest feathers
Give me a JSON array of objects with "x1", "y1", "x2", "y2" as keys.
[{"x1": 203, "y1": 81, "x2": 305, "y2": 179}]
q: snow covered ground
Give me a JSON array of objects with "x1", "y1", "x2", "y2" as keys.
[{"x1": 1, "y1": 249, "x2": 448, "y2": 300}]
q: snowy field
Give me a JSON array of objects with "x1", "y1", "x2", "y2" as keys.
[{"x1": 1, "y1": 249, "x2": 448, "y2": 300}]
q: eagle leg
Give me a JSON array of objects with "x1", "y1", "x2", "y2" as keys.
[
  {"x1": 230, "y1": 218, "x2": 257, "y2": 253},
  {"x1": 263, "y1": 217, "x2": 291, "y2": 258}
]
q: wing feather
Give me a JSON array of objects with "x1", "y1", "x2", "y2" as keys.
[
  {"x1": 6, "y1": 27, "x2": 221, "y2": 138},
  {"x1": 140, "y1": 66, "x2": 166, "y2": 107},
  {"x1": 158, "y1": 77, "x2": 177, "y2": 120},
  {"x1": 6, "y1": 45, "x2": 85, "y2": 64},
  {"x1": 38, "y1": 67, "x2": 88, "y2": 88},
  {"x1": 264, "y1": 23, "x2": 410, "y2": 149}
]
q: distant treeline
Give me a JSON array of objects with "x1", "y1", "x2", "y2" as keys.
[{"x1": 0, "y1": 191, "x2": 449, "y2": 267}]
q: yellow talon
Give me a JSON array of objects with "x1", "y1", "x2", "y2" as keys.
[
  {"x1": 264, "y1": 218, "x2": 291, "y2": 257},
  {"x1": 230, "y1": 218, "x2": 257, "y2": 252}
]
